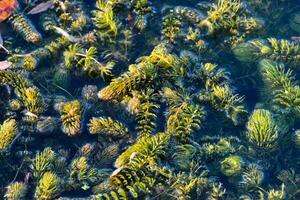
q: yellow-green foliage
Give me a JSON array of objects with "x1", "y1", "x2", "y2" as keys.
[
  {"x1": 0, "y1": 119, "x2": 18, "y2": 151},
  {"x1": 60, "y1": 100, "x2": 83, "y2": 136},
  {"x1": 0, "y1": 71, "x2": 43, "y2": 122},
  {"x1": 98, "y1": 62, "x2": 157, "y2": 101},
  {"x1": 93, "y1": 174, "x2": 157, "y2": 199},
  {"x1": 202, "y1": 137, "x2": 235, "y2": 158},
  {"x1": 34, "y1": 172, "x2": 59, "y2": 200},
  {"x1": 98, "y1": 44, "x2": 181, "y2": 101},
  {"x1": 245, "y1": 109, "x2": 279, "y2": 152},
  {"x1": 69, "y1": 156, "x2": 100, "y2": 190},
  {"x1": 163, "y1": 88, "x2": 205, "y2": 141},
  {"x1": 131, "y1": 0, "x2": 153, "y2": 15},
  {"x1": 234, "y1": 38, "x2": 300, "y2": 66},
  {"x1": 220, "y1": 155, "x2": 242, "y2": 176},
  {"x1": 260, "y1": 60, "x2": 300, "y2": 114},
  {"x1": 199, "y1": 0, "x2": 242, "y2": 35},
  {"x1": 134, "y1": 89, "x2": 159, "y2": 139},
  {"x1": 64, "y1": 44, "x2": 114, "y2": 79},
  {"x1": 162, "y1": 16, "x2": 182, "y2": 43},
  {"x1": 93, "y1": 0, "x2": 118, "y2": 41},
  {"x1": 259, "y1": 184, "x2": 285, "y2": 200},
  {"x1": 88, "y1": 117, "x2": 128, "y2": 137},
  {"x1": 115, "y1": 132, "x2": 170, "y2": 168},
  {"x1": 5, "y1": 182, "x2": 27, "y2": 200},
  {"x1": 239, "y1": 164, "x2": 264, "y2": 192},
  {"x1": 208, "y1": 182, "x2": 226, "y2": 200},
  {"x1": 199, "y1": 63, "x2": 229, "y2": 90},
  {"x1": 32, "y1": 147, "x2": 56, "y2": 179}
]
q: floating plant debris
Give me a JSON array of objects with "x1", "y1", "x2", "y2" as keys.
[{"x1": 0, "y1": 0, "x2": 300, "y2": 199}]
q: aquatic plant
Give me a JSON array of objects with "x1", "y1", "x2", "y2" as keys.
[
  {"x1": 34, "y1": 171, "x2": 59, "y2": 200},
  {"x1": 7, "y1": 13, "x2": 41, "y2": 43},
  {"x1": 162, "y1": 16, "x2": 182, "y2": 43},
  {"x1": 93, "y1": 0, "x2": 119, "y2": 41},
  {"x1": 134, "y1": 89, "x2": 159, "y2": 139},
  {"x1": 239, "y1": 164, "x2": 264, "y2": 192},
  {"x1": 233, "y1": 38, "x2": 300, "y2": 67},
  {"x1": 68, "y1": 156, "x2": 100, "y2": 190},
  {"x1": 4, "y1": 182, "x2": 27, "y2": 200},
  {"x1": 245, "y1": 109, "x2": 279, "y2": 153},
  {"x1": 220, "y1": 155, "x2": 242, "y2": 176},
  {"x1": 98, "y1": 44, "x2": 181, "y2": 101},
  {"x1": 0, "y1": 119, "x2": 18, "y2": 151},
  {"x1": 9, "y1": 37, "x2": 69, "y2": 71},
  {"x1": 31, "y1": 147, "x2": 56, "y2": 180},
  {"x1": 0, "y1": 0, "x2": 299, "y2": 199},
  {"x1": 115, "y1": 132, "x2": 170, "y2": 168},
  {"x1": 64, "y1": 44, "x2": 114, "y2": 79},
  {"x1": 0, "y1": 71, "x2": 43, "y2": 122},
  {"x1": 60, "y1": 100, "x2": 83, "y2": 136},
  {"x1": 162, "y1": 87, "x2": 206, "y2": 141},
  {"x1": 208, "y1": 182, "x2": 226, "y2": 200},
  {"x1": 259, "y1": 59, "x2": 300, "y2": 116},
  {"x1": 88, "y1": 117, "x2": 128, "y2": 137}
]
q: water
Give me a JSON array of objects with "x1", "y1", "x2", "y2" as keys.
[{"x1": 1, "y1": 0, "x2": 300, "y2": 199}]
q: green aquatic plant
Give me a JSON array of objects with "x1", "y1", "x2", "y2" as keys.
[
  {"x1": 68, "y1": 156, "x2": 100, "y2": 190},
  {"x1": 220, "y1": 155, "x2": 242, "y2": 177},
  {"x1": 208, "y1": 182, "x2": 226, "y2": 200},
  {"x1": 98, "y1": 62, "x2": 156, "y2": 100},
  {"x1": 134, "y1": 89, "x2": 159, "y2": 139},
  {"x1": 98, "y1": 44, "x2": 181, "y2": 101},
  {"x1": 162, "y1": 16, "x2": 182, "y2": 43},
  {"x1": 245, "y1": 109, "x2": 279, "y2": 153},
  {"x1": 64, "y1": 44, "x2": 114, "y2": 79},
  {"x1": 199, "y1": 0, "x2": 242, "y2": 35},
  {"x1": 93, "y1": 0, "x2": 119, "y2": 41},
  {"x1": 131, "y1": 0, "x2": 153, "y2": 15},
  {"x1": 9, "y1": 37, "x2": 69, "y2": 71},
  {"x1": 163, "y1": 87, "x2": 205, "y2": 141},
  {"x1": 259, "y1": 184, "x2": 285, "y2": 200},
  {"x1": 31, "y1": 147, "x2": 56, "y2": 180},
  {"x1": 88, "y1": 117, "x2": 128, "y2": 137},
  {"x1": 259, "y1": 60, "x2": 300, "y2": 116},
  {"x1": 0, "y1": 119, "x2": 18, "y2": 151},
  {"x1": 233, "y1": 38, "x2": 300, "y2": 67},
  {"x1": 115, "y1": 132, "x2": 170, "y2": 168},
  {"x1": 8, "y1": 13, "x2": 41, "y2": 44},
  {"x1": 239, "y1": 164, "x2": 264, "y2": 192},
  {"x1": 172, "y1": 144, "x2": 197, "y2": 169},
  {"x1": 60, "y1": 100, "x2": 83, "y2": 136},
  {"x1": 201, "y1": 137, "x2": 236, "y2": 158},
  {"x1": 4, "y1": 182, "x2": 27, "y2": 200},
  {"x1": 0, "y1": 71, "x2": 43, "y2": 122},
  {"x1": 34, "y1": 172, "x2": 59, "y2": 200}
]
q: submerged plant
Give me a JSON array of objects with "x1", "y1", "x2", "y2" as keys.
[
  {"x1": 88, "y1": 117, "x2": 128, "y2": 137},
  {"x1": 31, "y1": 147, "x2": 56, "y2": 179},
  {"x1": 0, "y1": 71, "x2": 43, "y2": 122},
  {"x1": 64, "y1": 44, "x2": 114, "y2": 79},
  {"x1": 220, "y1": 155, "x2": 242, "y2": 177},
  {"x1": 93, "y1": 0, "x2": 118, "y2": 41},
  {"x1": 245, "y1": 109, "x2": 279, "y2": 153},
  {"x1": 4, "y1": 182, "x2": 27, "y2": 200},
  {"x1": 60, "y1": 100, "x2": 83, "y2": 136},
  {"x1": 233, "y1": 38, "x2": 300, "y2": 66},
  {"x1": 0, "y1": 119, "x2": 18, "y2": 151},
  {"x1": 34, "y1": 172, "x2": 59, "y2": 200}
]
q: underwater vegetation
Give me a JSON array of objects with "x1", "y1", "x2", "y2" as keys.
[{"x1": 1, "y1": 0, "x2": 300, "y2": 199}]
